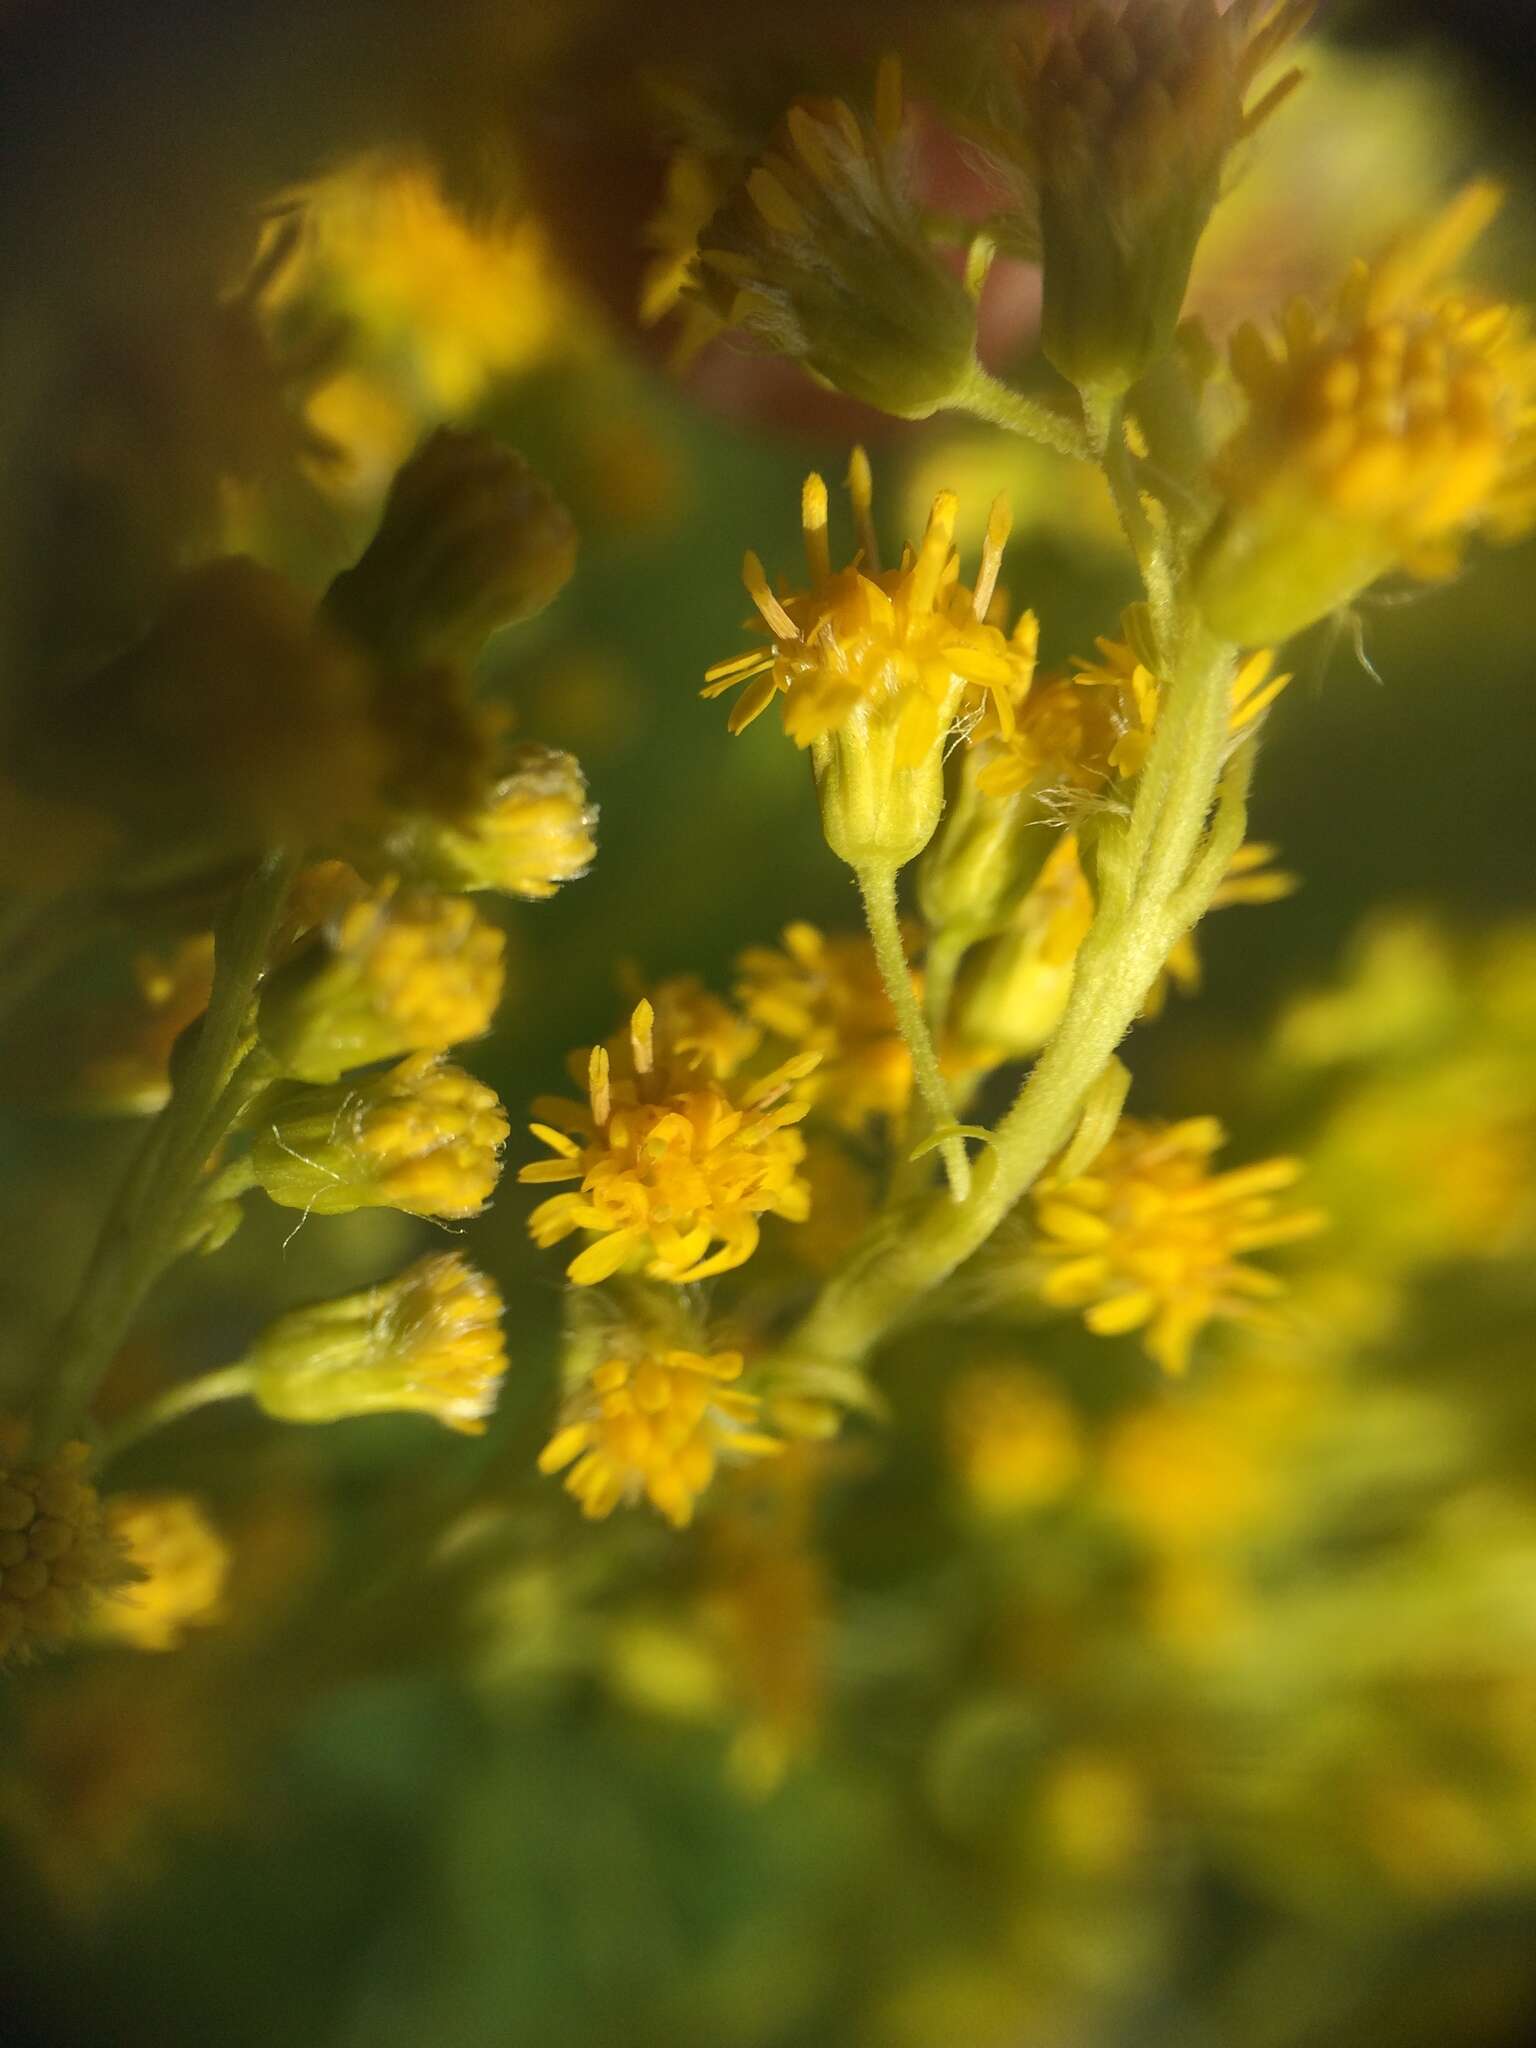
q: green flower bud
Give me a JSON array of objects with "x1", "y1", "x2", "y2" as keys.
[
  {"x1": 257, "y1": 878, "x2": 505, "y2": 1082},
  {"x1": 250, "y1": 1050, "x2": 508, "y2": 1220},
  {"x1": 387, "y1": 743, "x2": 596, "y2": 898},
  {"x1": 247, "y1": 1253, "x2": 507, "y2": 1435},
  {"x1": 693, "y1": 60, "x2": 977, "y2": 420},
  {"x1": 326, "y1": 429, "x2": 577, "y2": 664}
]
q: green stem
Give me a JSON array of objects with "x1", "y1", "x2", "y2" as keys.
[
  {"x1": 94, "y1": 1364, "x2": 256, "y2": 1468},
  {"x1": 34, "y1": 849, "x2": 297, "y2": 1451},
  {"x1": 1098, "y1": 396, "x2": 1176, "y2": 647},
  {"x1": 782, "y1": 620, "x2": 1237, "y2": 1377},
  {"x1": 857, "y1": 864, "x2": 970, "y2": 1202},
  {"x1": 953, "y1": 364, "x2": 1090, "y2": 462}
]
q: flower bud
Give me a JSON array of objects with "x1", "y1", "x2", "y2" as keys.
[
  {"x1": 247, "y1": 1253, "x2": 507, "y2": 1435},
  {"x1": 987, "y1": 1, "x2": 1314, "y2": 397},
  {"x1": 325, "y1": 429, "x2": 576, "y2": 664},
  {"x1": 387, "y1": 743, "x2": 596, "y2": 898},
  {"x1": 948, "y1": 835, "x2": 1093, "y2": 1060},
  {"x1": 693, "y1": 61, "x2": 977, "y2": 420},
  {"x1": 250, "y1": 1051, "x2": 508, "y2": 1220},
  {"x1": 257, "y1": 879, "x2": 505, "y2": 1082}
]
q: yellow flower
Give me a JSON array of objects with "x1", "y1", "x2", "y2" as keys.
[
  {"x1": 987, "y1": 0, "x2": 1316, "y2": 394},
  {"x1": 1196, "y1": 183, "x2": 1536, "y2": 643},
  {"x1": 389, "y1": 743, "x2": 596, "y2": 900},
  {"x1": 247, "y1": 1252, "x2": 507, "y2": 1434},
  {"x1": 704, "y1": 454, "x2": 1034, "y2": 868},
  {"x1": 250, "y1": 1050, "x2": 509, "y2": 1220},
  {"x1": 1032, "y1": 1117, "x2": 1325, "y2": 1373},
  {"x1": 539, "y1": 1347, "x2": 780, "y2": 1529},
  {"x1": 522, "y1": 998, "x2": 817, "y2": 1285},
  {"x1": 945, "y1": 1367, "x2": 1084, "y2": 1515},
  {"x1": 692, "y1": 59, "x2": 977, "y2": 419},
  {"x1": 95, "y1": 1494, "x2": 229, "y2": 1653},
  {"x1": 1071, "y1": 609, "x2": 1292, "y2": 780},
  {"x1": 949, "y1": 832, "x2": 1095, "y2": 1060},
  {"x1": 77, "y1": 934, "x2": 216, "y2": 1116},
  {"x1": 639, "y1": 149, "x2": 734, "y2": 364},
  {"x1": 735, "y1": 922, "x2": 913, "y2": 1128},
  {"x1": 646, "y1": 974, "x2": 763, "y2": 1081},
  {"x1": 258, "y1": 879, "x2": 506, "y2": 1082},
  {"x1": 0, "y1": 1423, "x2": 124, "y2": 1663}
]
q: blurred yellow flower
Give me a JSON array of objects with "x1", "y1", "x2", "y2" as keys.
[
  {"x1": 736, "y1": 922, "x2": 913, "y2": 1129},
  {"x1": 945, "y1": 1367, "x2": 1083, "y2": 1515},
  {"x1": 96, "y1": 1494, "x2": 230, "y2": 1653},
  {"x1": 1032, "y1": 1116, "x2": 1325, "y2": 1373},
  {"x1": 539, "y1": 1347, "x2": 780, "y2": 1528}
]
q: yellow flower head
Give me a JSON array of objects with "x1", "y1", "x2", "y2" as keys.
[
  {"x1": 646, "y1": 974, "x2": 763, "y2": 1082},
  {"x1": 1196, "y1": 183, "x2": 1536, "y2": 643},
  {"x1": 248, "y1": 1252, "x2": 507, "y2": 1434},
  {"x1": 706, "y1": 454, "x2": 1030, "y2": 760},
  {"x1": 1032, "y1": 1116, "x2": 1326, "y2": 1373},
  {"x1": 0, "y1": 1423, "x2": 124, "y2": 1663},
  {"x1": 389, "y1": 743, "x2": 596, "y2": 901},
  {"x1": 95, "y1": 1494, "x2": 230, "y2": 1653},
  {"x1": 539, "y1": 1346, "x2": 780, "y2": 1529},
  {"x1": 692, "y1": 59, "x2": 976, "y2": 419},
  {"x1": 990, "y1": 0, "x2": 1316, "y2": 392},
  {"x1": 949, "y1": 832, "x2": 1095, "y2": 1060},
  {"x1": 258, "y1": 878, "x2": 505, "y2": 1082},
  {"x1": 251, "y1": 1049, "x2": 509, "y2": 1221},
  {"x1": 705, "y1": 454, "x2": 1035, "y2": 868},
  {"x1": 78, "y1": 933, "x2": 216, "y2": 1116},
  {"x1": 521, "y1": 997, "x2": 817, "y2": 1285},
  {"x1": 945, "y1": 1367, "x2": 1083, "y2": 1515},
  {"x1": 735, "y1": 922, "x2": 913, "y2": 1128},
  {"x1": 1071, "y1": 607, "x2": 1292, "y2": 781}
]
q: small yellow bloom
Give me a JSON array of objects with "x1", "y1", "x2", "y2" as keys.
[
  {"x1": 248, "y1": 1253, "x2": 507, "y2": 1434},
  {"x1": 735, "y1": 922, "x2": 913, "y2": 1129},
  {"x1": 522, "y1": 998, "x2": 817, "y2": 1285},
  {"x1": 258, "y1": 879, "x2": 505, "y2": 1082},
  {"x1": 988, "y1": 0, "x2": 1317, "y2": 394},
  {"x1": 1071, "y1": 609, "x2": 1292, "y2": 781},
  {"x1": 945, "y1": 1367, "x2": 1083, "y2": 1514},
  {"x1": 95, "y1": 1494, "x2": 229, "y2": 1653},
  {"x1": 0, "y1": 1423, "x2": 124, "y2": 1663},
  {"x1": 646, "y1": 974, "x2": 763, "y2": 1081},
  {"x1": 77, "y1": 934, "x2": 216, "y2": 1116},
  {"x1": 539, "y1": 1347, "x2": 780, "y2": 1529},
  {"x1": 1032, "y1": 1116, "x2": 1326, "y2": 1373},
  {"x1": 250, "y1": 1050, "x2": 509, "y2": 1220},
  {"x1": 693, "y1": 59, "x2": 976, "y2": 419},
  {"x1": 704, "y1": 455, "x2": 1034, "y2": 868},
  {"x1": 389, "y1": 743, "x2": 596, "y2": 900},
  {"x1": 1196, "y1": 183, "x2": 1536, "y2": 643}
]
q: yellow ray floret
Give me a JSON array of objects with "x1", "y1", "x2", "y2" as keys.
[
  {"x1": 521, "y1": 998, "x2": 818, "y2": 1285},
  {"x1": 1031, "y1": 1117, "x2": 1325, "y2": 1374},
  {"x1": 703, "y1": 453, "x2": 1036, "y2": 768},
  {"x1": 539, "y1": 1348, "x2": 781, "y2": 1529}
]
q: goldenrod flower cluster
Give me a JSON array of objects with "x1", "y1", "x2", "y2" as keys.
[
  {"x1": 0, "y1": 1425, "x2": 123, "y2": 1663},
  {"x1": 539, "y1": 1347, "x2": 780, "y2": 1530},
  {"x1": 522, "y1": 997, "x2": 817, "y2": 1286},
  {"x1": 95, "y1": 1494, "x2": 230, "y2": 1653},
  {"x1": 1031, "y1": 1117, "x2": 1325, "y2": 1374}
]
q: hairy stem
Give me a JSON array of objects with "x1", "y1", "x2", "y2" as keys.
[
  {"x1": 857, "y1": 863, "x2": 970, "y2": 1202},
  {"x1": 783, "y1": 620, "x2": 1237, "y2": 1378},
  {"x1": 954, "y1": 364, "x2": 1090, "y2": 462},
  {"x1": 34, "y1": 849, "x2": 297, "y2": 1451}
]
